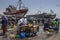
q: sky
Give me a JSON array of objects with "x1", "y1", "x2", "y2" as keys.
[{"x1": 0, "y1": 0, "x2": 60, "y2": 18}]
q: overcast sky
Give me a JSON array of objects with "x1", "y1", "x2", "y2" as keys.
[{"x1": 0, "y1": 0, "x2": 60, "y2": 18}]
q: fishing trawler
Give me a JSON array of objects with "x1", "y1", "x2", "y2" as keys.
[
  {"x1": 3, "y1": 0, "x2": 28, "y2": 17},
  {"x1": 26, "y1": 11, "x2": 56, "y2": 19}
]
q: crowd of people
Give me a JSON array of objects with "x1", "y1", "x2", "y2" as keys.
[
  {"x1": 1, "y1": 16, "x2": 41, "y2": 38},
  {"x1": 1, "y1": 15, "x2": 60, "y2": 38},
  {"x1": 1, "y1": 16, "x2": 28, "y2": 36},
  {"x1": 43, "y1": 18, "x2": 59, "y2": 33}
]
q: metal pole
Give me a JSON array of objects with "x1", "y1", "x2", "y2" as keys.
[{"x1": 19, "y1": 0, "x2": 22, "y2": 9}]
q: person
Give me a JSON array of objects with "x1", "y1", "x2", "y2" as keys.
[
  {"x1": 10, "y1": 31, "x2": 15, "y2": 40},
  {"x1": 16, "y1": 18, "x2": 19, "y2": 24},
  {"x1": 2, "y1": 16, "x2": 8, "y2": 36},
  {"x1": 33, "y1": 19, "x2": 36, "y2": 25},
  {"x1": 43, "y1": 20, "x2": 50, "y2": 31},
  {"x1": 18, "y1": 17, "x2": 27, "y2": 26},
  {"x1": 18, "y1": 17, "x2": 24, "y2": 26},
  {"x1": 51, "y1": 19, "x2": 59, "y2": 33},
  {"x1": 13, "y1": 22, "x2": 17, "y2": 31},
  {"x1": 20, "y1": 30, "x2": 26, "y2": 38},
  {"x1": 28, "y1": 19, "x2": 33, "y2": 24},
  {"x1": 23, "y1": 17, "x2": 27, "y2": 25},
  {"x1": 55, "y1": 19, "x2": 59, "y2": 33}
]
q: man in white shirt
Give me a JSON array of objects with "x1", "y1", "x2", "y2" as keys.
[
  {"x1": 23, "y1": 17, "x2": 27, "y2": 25},
  {"x1": 18, "y1": 17, "x2": 27, "y2": 25}
]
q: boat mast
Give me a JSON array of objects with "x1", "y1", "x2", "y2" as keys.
[{"x1": 19, "y1": 0, "x2": 22, "y2": 9}]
